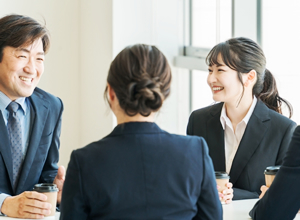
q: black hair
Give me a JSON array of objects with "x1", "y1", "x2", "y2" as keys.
[{"x1": 0, "y1": 14, "x2": 50, "y2": 62}]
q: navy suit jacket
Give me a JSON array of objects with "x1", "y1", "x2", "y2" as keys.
[
  {"x1": 187, "y1": 100, "x2": 296, "y2": 200},
  {"x1": 249, "y1": 126, "x2": 300, "y2": 220},
  {"x1": 60, "y1": 122, "x2": 222, "y2": 220},
  {"x1": 0, "y1": 87, "x2": 63, "y2": 196}
]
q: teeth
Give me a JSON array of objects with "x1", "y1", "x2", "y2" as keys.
[
  {"x1": 20, "y1": 77, "x2": 32, "y2": 82},
  {"x1": 213, "y1": 87, "x2": 223, "y2": 91}
]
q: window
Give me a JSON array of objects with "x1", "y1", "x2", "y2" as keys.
[
  {"x1": 262, "y1": 0, "x2": 300, "y2": 123},
  {"x1": 191, "y1": 0, "x2": 232, "y2": 111}
]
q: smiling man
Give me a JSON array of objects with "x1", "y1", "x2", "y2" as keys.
[{"x1": 0, "y1": 14, "x2": 65, "y2": 218}]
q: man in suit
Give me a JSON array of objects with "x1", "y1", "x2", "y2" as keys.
[{"x1": 0, "y1": 14, "x2": 65, "y2": 218}]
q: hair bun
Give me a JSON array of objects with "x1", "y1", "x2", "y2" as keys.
[
  {"x1": 126, "y1": 77, "x2": 164, "y2": 116},
  {"x1": 105, "y1": 44, "x2": 172, "y2": 117}
]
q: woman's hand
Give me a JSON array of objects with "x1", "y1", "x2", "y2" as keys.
[
  {"x1": 259, "y1": 185, "x2": 269, "y2": 199},
  {"x1": 218, "y1": 182, "x2": 233, "y2": 204}
]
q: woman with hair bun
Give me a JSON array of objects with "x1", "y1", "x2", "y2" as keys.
[
  {"x1": 60, "y1": 44, "x2": 222, "y2": 220},
  {"x1": 187, "y1": 37, "x2": 297, "y2": 202}
]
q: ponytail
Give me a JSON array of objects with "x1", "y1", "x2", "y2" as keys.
[{"x1": 256, "y1": 69, "x2": 293, "y2": 118}]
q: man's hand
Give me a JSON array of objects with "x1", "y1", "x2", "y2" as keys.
[
  {"x1": 259, "y1": 185, "x2": 269, "y2": 199},
  {"x1": 1, "y1": 191, "x2": 51, "y2": 219},
  {"x1": 53, "y1": 165, "x2": 65, "y2": 204}
]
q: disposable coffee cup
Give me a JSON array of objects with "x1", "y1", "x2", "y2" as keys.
[
  {"x1": 33, "y1": 183, "x2": 58, "y2": 216},
  {"x1": 215, "y1": 171, "x2": 230, "y2": 205},
  {"x1": 264, "y1": 165, "x2": 280, "y2": 187}
]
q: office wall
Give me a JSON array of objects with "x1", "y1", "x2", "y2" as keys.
[{"x1": 79, "y1": 1, "x2": 113, "y2": 147}]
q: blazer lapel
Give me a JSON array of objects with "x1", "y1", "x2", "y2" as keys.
[
  {"x1": 0, "y1": 110, "x2": 14, "y2": 188},
  {"x1": 206, "y1": 104, "x2": 226, "y2": 171},
  {"x1": 229, "y1": 100, "x2": 270, "y2": 184},
  {"x1": 16, "y1": 92, "x2": 49, "y2": 193}
]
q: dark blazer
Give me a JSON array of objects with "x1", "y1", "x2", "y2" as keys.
[
  {"x1": 249, "y1": 126, "x2": 300, "y2": 220},
  {"x1": 187, "y1": 100, "x2": 296, "y2": 200},
  {"x1": 60, "y1": 122, "x2": 222, "y2": 220},
  {"x1": 0, "y1": 87, "x2": 63, "y2": 196}
]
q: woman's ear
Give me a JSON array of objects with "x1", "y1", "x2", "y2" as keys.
[
  {"x1": 244, "y1": 70, "x2": 257, "y2": 87},
  {"x1": 107, "y1": 83, "x2": 115, "y2": 102}
]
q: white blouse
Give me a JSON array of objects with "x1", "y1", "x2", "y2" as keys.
[{"x1": 220, "y1": 96, "x2": 257, "y2": 174}]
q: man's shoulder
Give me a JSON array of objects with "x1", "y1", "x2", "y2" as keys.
[
  {"x1": 32, "y1": 87, "x2": 62, "y2": 106},
  {"x1": 33, "y1": 87, "x2": 58, "y2": 100}
]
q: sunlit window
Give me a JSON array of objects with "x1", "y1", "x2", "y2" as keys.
[
  {"x1": 263, "y1": 0, "x2": 300, "y2": 123},
  {"x1": 191, "y1": 0, "x2": 232, "y2": 111}
]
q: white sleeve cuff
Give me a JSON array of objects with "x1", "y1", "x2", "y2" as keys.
[{"x1": 0, "y1": 193, "x2": 11, "y2": 216}]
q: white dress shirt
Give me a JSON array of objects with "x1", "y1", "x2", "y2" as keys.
[{"x1": 220, "y1": 96, "x2": 257, "y2": 174}]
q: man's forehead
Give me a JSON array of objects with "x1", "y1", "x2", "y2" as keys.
[
  {"x1": 15, "y1": 47, "x2": 45, "y2": 55},
  {"x1": 15, "y1": 39, "x2": 45, "y2": 54}
]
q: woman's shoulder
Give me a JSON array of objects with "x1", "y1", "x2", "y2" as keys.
[
  {"x1": 191, "y1": 102, "x2": 223, "y2": 115},
  {"x1": 252, "y1": 101, "x2": 297, "y2": 136},
  {"x1": 166, "y1": 131, "x2": 207, "y2": 142},
  {"x1": 162, "y1": 132, "x2": 210, "y2": 156},
  {"x1": 255, "y1": 100, "x2": 295, "y2": 124},
  {"x1": 190, "y1": 102, "x2": 223, "y2": 119},
  {"x1": 71, "y1": 129, "x2": 209, "y2": 163}
]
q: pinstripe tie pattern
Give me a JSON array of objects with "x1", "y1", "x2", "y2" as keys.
[{"x1": 7, "y1": 102, "x2": 23, "y2": 188}]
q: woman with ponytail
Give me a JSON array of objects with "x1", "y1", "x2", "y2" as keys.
[{"x1": 187, "y1": 37, "x2": 296, "y2": 202}]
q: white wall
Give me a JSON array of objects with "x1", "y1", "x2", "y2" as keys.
[
  {"x1": 0, "y1": 0, "x2": 187, "y2": 169},
  {"x1": 79, "y1": 0, "x2": 113, "y2": 147}
]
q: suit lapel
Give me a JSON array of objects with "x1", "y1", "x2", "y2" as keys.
[
  {"x1": 206, "y1": 104, "x2": 226, "y2": 171},
  {"x1": 16, "y1": 92, "x2": 49, "y2": 193},
  {"x1": 0, "y1": 110, "x2": 14, "y2": 188},
  {"x1": 229, "y1": 100, "x2": 270, "y2": 184}
]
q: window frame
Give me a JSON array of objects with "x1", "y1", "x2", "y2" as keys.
[{"x1": 175, "y1": 0, "x2": 262, "y2": 112}]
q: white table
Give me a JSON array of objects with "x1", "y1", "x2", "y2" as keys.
[
  {"x1": 223, "y1": 199, "x2": 300, "y2": 220},
  {"x1": 1, "y1": 201, "x2": 299, "y2": 220},
  {"x1": 223, "y1": 199, "x2": 257, "y2": 220}
]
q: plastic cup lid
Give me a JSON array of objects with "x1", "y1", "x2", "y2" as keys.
[
  {"x1": 215, "y1": 171, "x2": 230, "y2": 179},
  {"x1": 33, "y1": 183, "x2": 58, "y2": 193},
  {"x1": 264, "y1": 165, "x2": 281, "y2": 175}
]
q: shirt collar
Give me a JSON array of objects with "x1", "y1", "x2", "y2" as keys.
[
  {"x1": 0, "y1": 91, "x2": 28, "y2": 115},
  {"x1": 243, "y1": 96, "x2": 257, "y2": 124},
  {"x1": 220, "y1": 96, "x2": 257, "y2": 130}
]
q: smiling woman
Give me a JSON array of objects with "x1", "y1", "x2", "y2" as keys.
[
  {"x1": 187, "y1": 37, "x2": 297, "y2": 202},
  {"x1": 207, "y1": 54, "x2": 246, "y2": 107}
]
